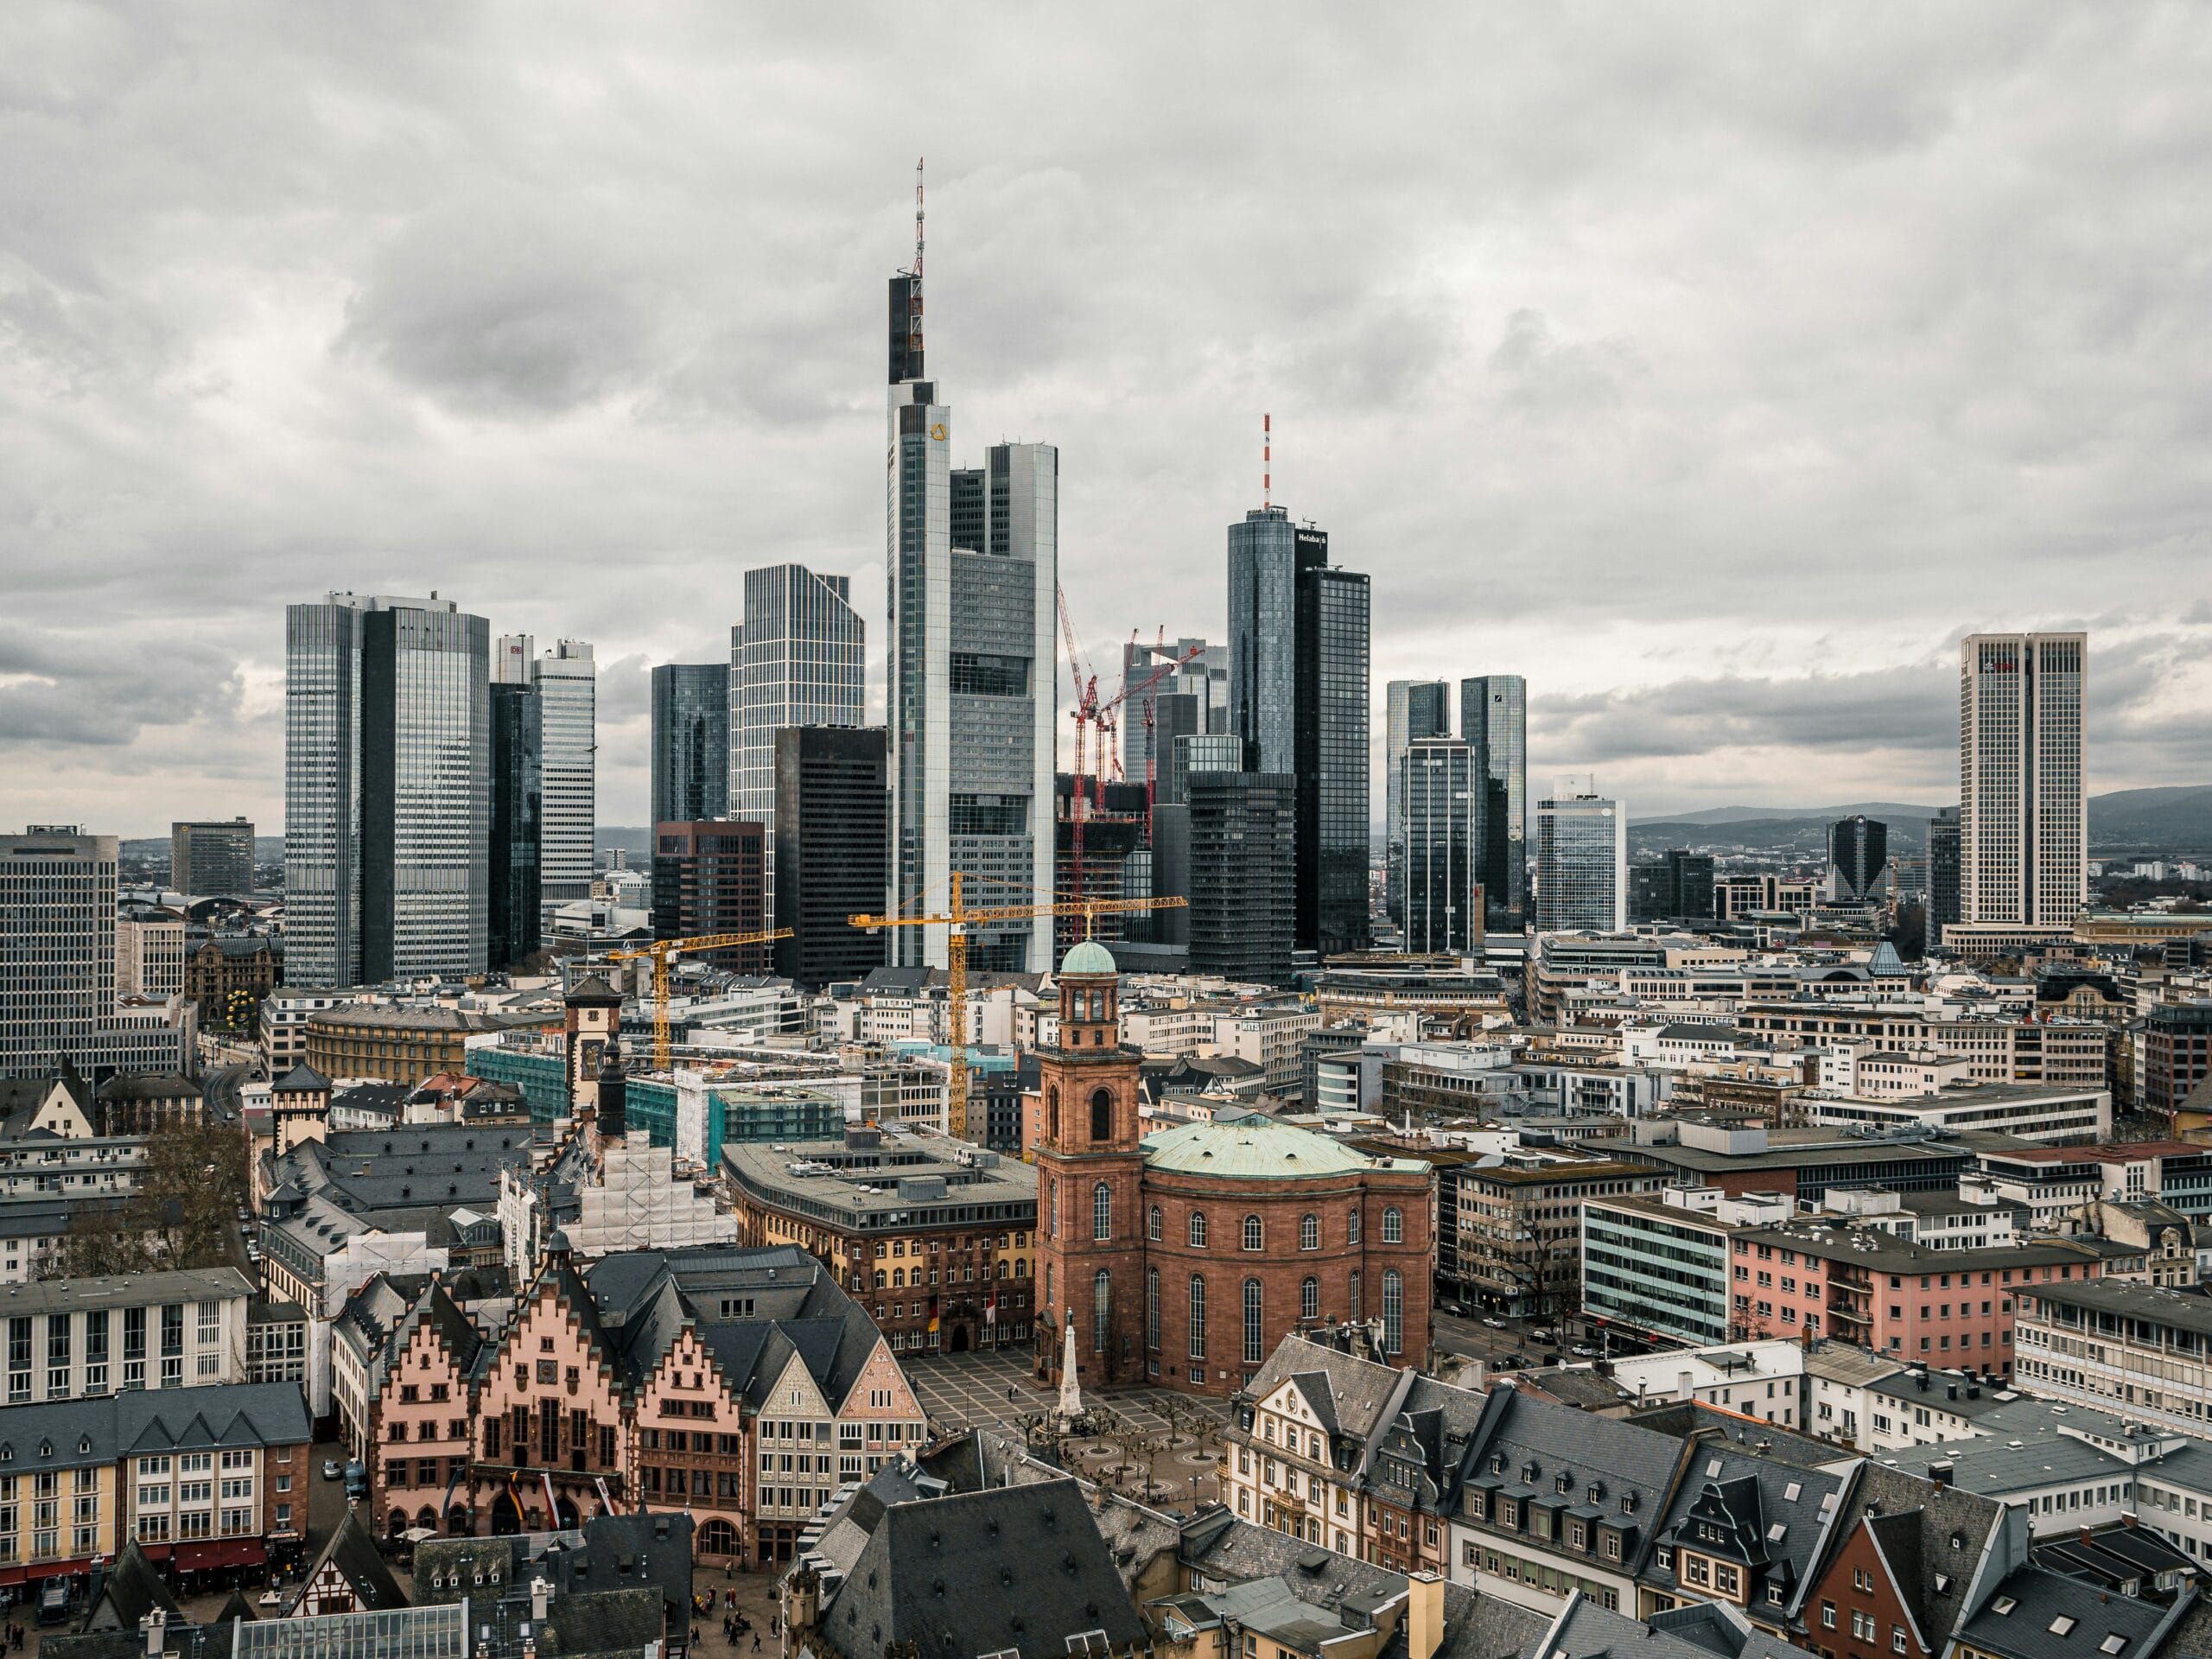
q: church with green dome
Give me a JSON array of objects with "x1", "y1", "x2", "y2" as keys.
[{"x1": 1031, "y1": 943, "x2": 1435, "y2": 1400}]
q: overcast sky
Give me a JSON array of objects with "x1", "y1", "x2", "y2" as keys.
[{"x1": 6, "y1": 5, "x2": 2210, "y2": 838}]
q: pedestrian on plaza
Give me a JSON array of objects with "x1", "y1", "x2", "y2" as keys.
[{"x1": 752, "y1": 1635, "x2": 761, "y2": 1653}]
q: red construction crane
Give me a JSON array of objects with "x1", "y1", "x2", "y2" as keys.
[{"x1": 1056, "y1": 585, "x2": 1107, "y2": 905}]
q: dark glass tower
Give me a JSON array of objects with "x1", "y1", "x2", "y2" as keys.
[
  {"x1": 1186, "y1": 771, "x2": 1296, "y2": 985},
  {"x1": 487, "y1": 680, "x2": 542, "y2": 970},
  {"x1": 650, "y1": 664, "x2": 729, "y2": 827},
  {"x1": 1228, "y1": 510, "x2": 1370, "y2": 959},
  {"x1": 1460, "y1": 675, "x2": 1529, "y2": 932},
  {"x1": 1385, "y1": 680, "x2": 1452, "y2": 927},
  {"x1": 773, "y1": 725, "x2": 889, "y2": 988},
  {"x1": 1830, "y1": 816, "x2": 1891, "y2": 903},
  {"x1": 1928, "y1": 807, "x2": 1961, "y2": 931}
]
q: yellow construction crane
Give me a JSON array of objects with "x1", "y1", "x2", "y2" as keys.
[
  {"x1": 606, "y1": 929, "x2": 793, "y2": 1073},
  {"x1": 849, "y1": 874, "x2": 1185, "y2": 1141}
]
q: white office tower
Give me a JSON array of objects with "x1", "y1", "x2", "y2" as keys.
[
  {"x1": 730, "y1": 564, "x2": 865, "y2": 899},
  {"x1": 289, "y1": 594, "x2": 490, "y2": 986},
  {"x1": 1534, "y1": 791, "x2": 1628, "y2": 934},
  {"x1": 883, "y1": 267, "x2": 1056, "y2": 972},
  {"x1": 1, "y1": 827, "x2": 188, "y2": 1080},
  {"x1": 1961, "y1": 632, "x2": 2088, "y2": 927},
  {"x1": 530, "y1": 639, "x2": 597, "y2": 914}
]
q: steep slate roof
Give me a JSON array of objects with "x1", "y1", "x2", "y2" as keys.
[
  {"x1": 1643, "y1": 1441, "x2": 1853, "y2": 1624},
  {"x1": 1952, "y1": 1564, "x2": 2192, "y2": 1659},
  {"x1": 810, "y1": 1473, "x2": 1145, "y2": 1659},
  {"x1": 81, "y1": 1540, "x2": 185, "y2": 1631},
  {"x1": 1531, "y1": 1593, "x2": 1817, "y2": 1659},
  {"x1": 1852, "y1": 1461, "x2": 2009, "y2": 1653},
  {"x1": 272, "y1": 1063, "x2": 330, "y2": 1093},
  {"x1": 1457, "y1": 1386, "x2": 1689, "y2": 1578},
  {"x1": 416, "y1": 1513, "x2": 692, "y2": 1649},
  {"x1": 1243, "y1": 1335, "x2": 1415, "y2": 1461},
  {"x1": 291, "y1": 1506, "x2": 409, "y2": 1616},
  {"x1": 573, "y1": 1245, "x2": 887, "y2": 1412}
]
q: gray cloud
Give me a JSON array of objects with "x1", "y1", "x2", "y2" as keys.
[{"x1": 2, "y1": 3, "x2": 2209, "y2": 831}]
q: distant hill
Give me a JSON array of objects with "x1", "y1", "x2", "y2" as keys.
[
  {"x1": 596, "y1": 826, "x2": 652, "y2": 857},
  {"x1": 1633, "y1": 786, "x2": 2212, "y2": 857},
  {"x1": 2087, "y1": 785, "x2": 2212, "y2": 851},
  {"x1": 1630, "y1": 815, "x2": 1925, "y2": 856},
  {"x1": 1648, "y1": 802, "x2": 1943, "y2": 826}
]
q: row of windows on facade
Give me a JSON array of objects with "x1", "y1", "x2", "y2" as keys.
[
  {"x1": 1052, "y1": 1192, "x2": 1404, "y2": 1249},
  {"x1": 1063, "y1": 1267, "x2": 1405, "y2": 1363}
]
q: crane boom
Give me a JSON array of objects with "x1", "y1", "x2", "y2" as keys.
[
  {"x1": 850, "y1": 880, "x2": 1187, "y2": 1142},
  {"x1": 606, "y1": 928, "x2": 794, "y2": 1073}
]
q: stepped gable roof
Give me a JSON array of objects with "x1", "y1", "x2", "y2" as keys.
[
  {"x1": 377, "y1": 1277, "x2": 486, "y2": 1393},
  {"x1": 81, "y1": 1540, "x2": 185, "y2": 1631},
  {"x1": 290, "y1": 1506, "x2": 408, "y2": 1617}
]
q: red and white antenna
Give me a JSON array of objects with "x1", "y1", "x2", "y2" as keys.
[
  {"x1": 913, "y1": 156, "x2": 925, "y2": 285},
  {"x1": 1263, "y1": 412, "x2": 1271, "y2": 507}
]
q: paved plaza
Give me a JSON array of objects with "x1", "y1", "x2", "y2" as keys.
[{"x1": 903, "y1": 1349, "x2": 1226, "y2": 1511}]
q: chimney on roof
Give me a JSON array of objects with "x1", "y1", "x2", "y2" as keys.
[
  {"x1": 142, "y1": 1610, "x2": 166, "y2": 1659},
  {"x1": 1929, "y1": 1461, "x2": 1954, "y2": 1490},
  {"x1": 2081, "y1": 1526, "x2": 2095, "y2": 1548}
]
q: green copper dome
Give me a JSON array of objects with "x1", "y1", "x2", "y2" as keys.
[{"x1": 1059, "y1": 938, "x2": 1117, "y2": 977}]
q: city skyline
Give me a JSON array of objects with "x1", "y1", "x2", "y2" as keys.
[{"x1": 8, "y1": 11, "x2": 2211, "y2": 836}]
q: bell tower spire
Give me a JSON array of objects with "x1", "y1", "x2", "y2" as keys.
[{"x1": 1033, "y1": 938, "x2": 1144, "y2": 1391}]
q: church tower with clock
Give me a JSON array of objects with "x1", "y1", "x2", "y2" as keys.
[
  {"x1": 563, "y1": 974, "x2": 623, "y2": 1118},
  {"x1": 1034, "y1": 939, "x2": 1147, "y2": 1391}
]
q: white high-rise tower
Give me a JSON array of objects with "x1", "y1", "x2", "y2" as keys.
[
  {"x1": 1960, "y1": 632, "x2": 2086, "y2": 927},
  {"x1": 882, "y1": 183, "x2": 1056, "y2": 972}
]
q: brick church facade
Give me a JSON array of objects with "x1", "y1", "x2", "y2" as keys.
[{"x1": 1034, "y1": 941, "x2": 1435, "y2": 1400}]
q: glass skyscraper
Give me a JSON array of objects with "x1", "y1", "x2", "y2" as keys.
[
  {"x1": 1226, "y1": 507, "x2": 1299, "y2": 776},
  {"x1": 532, "y1": 639, "x2": 595, "y2": 912},
  {"x1": 1403, "y1": 737, "x2": 1479, "y2": 954},
  {"x1": 1829, "y1": 815, "x2": 1891, "y2": 903},
  {"x1": 651, "y1": 663, "x2": 729, "y2": 827},
  {"x1": 1535, "y1": 791, "x2": 1627, "y2": 934},
  {"x1": 1297, "y1": 540, "x2": 1370, "y2": 959},
  {"x1": 1460, "y1": 674, "x2": 1529, "y2": 932},
  {"x1": 1929, "y1": 806, "x2": 1961, "y2": 931},
  {"x1": 732, "y1": 565, "x2": 863, "y2": 903},
  {"x1": 1121, "y1": 636, "x2": 1228, "y2": 779},
  {"x1": 1385, "y1": 680, "x2": 1452, "y2": 927},
  {"x1": 487, "y1": 679, "x2": 542, "y2": 970},
  {"x1": 287, "y1": 593, "x2": 489, "y2": 987},
  {"x1": 1228, "y1": 510, "x2": 1370, "y2": 958},
  {"x1": 884, "y1": 270, "x2": 1056, "y2": 972}
]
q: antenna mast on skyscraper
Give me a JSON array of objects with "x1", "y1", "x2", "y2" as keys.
[
  {"x1": 1263, "y1": 412, "x2": 1271, "y2": 508},
  {"x1": 914, "y1": 156, "x2": 925, "y2": 283}
]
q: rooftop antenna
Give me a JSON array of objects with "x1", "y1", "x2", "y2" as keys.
[
  {"x1": 1263, "y1": 413, "x2": 1271, "y2": 508},
  {"x1": 912, "y1": 157, "x2": 925, "y2": 361}
]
